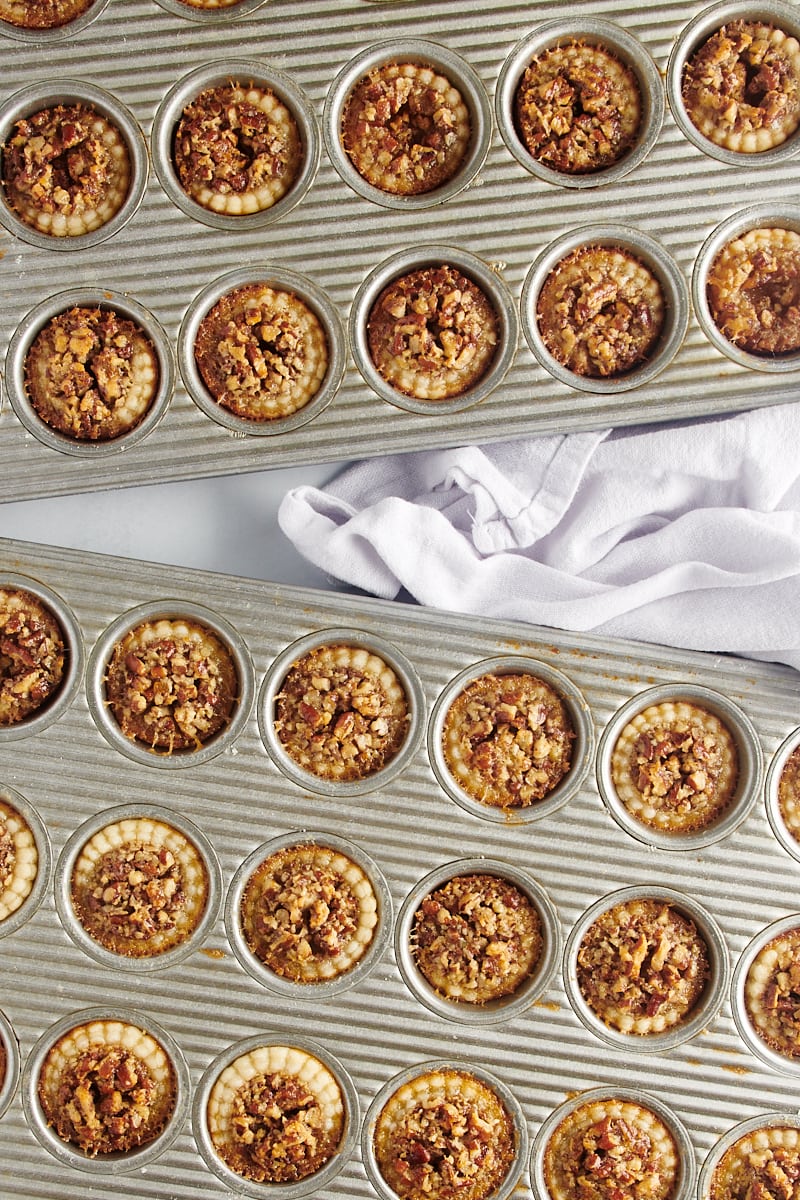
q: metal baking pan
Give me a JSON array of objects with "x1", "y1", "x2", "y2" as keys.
[
  {"x1": 1, "y1": 0, "x2": 800, "y2": 500},
  {"x1": 1, "y1": 533, "x2": 800, "y2": 1197}
]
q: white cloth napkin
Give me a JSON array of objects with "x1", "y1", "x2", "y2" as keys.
[{"x1": 278, "y1": 403, "x2": 800, "y2": 671}]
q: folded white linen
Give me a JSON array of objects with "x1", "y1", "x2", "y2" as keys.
[{"x1": 278, "y1": 403, "x2": 800, "y2": 671}]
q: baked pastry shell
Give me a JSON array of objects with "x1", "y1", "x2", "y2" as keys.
[
  {"x1": 0, "y1": 572, "x2": 83, "y2": 743},
  {"x1": 193, "y1": 1033, "x2": 359, "y2": 1199},
  {"x1": 764, "y1": 726, "x2": 800, "y2": 863},
  {"x1": 350, "y1": 244, "x2": 518, "y2": 415},
  {"x1": 0, "y1": 1007, "x2": 20, "y2": 1120},
  {"x1": 5, "y1": 287, "x2": 174, "y2": 458},
  {"x1": 396, "y1": 856, "x2": 561, "y2": 1025},
  {"x1": 0, "y1": 0, "x2": 108, "y2": 43},
  {"x1": 0, "y1": 79, "x2": 147, "y2": 251},
  {"x1": 692, "y1": 203, "x2": 800, "y2": 372},
  {"x1": 178, "y1": 265, "x2": 345, "y2": 436},
  {"x1": 54, "y1": 801, "x2": 222, "y2": 971},
  {"x1": 596, "y1": 682, "x2": 763, "y2": 850},
  {"x1": 225, "y1": 829, "x2": 392, "y2": 997},
  {"x1": 362, "y1": 1058, "x2": 528, "y2": 1200},
  {"x1": 531, "y1": 1086, "x2": 696, "y2": 1200},
  {"x1": 259, "y1": 626, "x2": 426, "y2": 798},
  {"x1": 428, "y1": 654, "x2": 594, "y2": 825},
  {"x1": 22, "y1": 1005, "x2": 189, "y2": 1174},
  {"x1": 323, "y1": 38, "x2": 492, "y2": 211},
  {"x1": 522, "y1": 224, "x2": 689, "y2": 394},
  {"x1": 496, "y1": 18, "x2": 664, "y2": 188},
  {"x1": 667, "y1": 0, "x2": 800, "y2": 167},
  {"x1": 86, "y1": 599, "x2": 255, "y2": 769},
  {"x1": 697, "y1": 1112, "x2": 800, "y2": 1200},
  {"x1": 152, "y1": 59, "x2": 319, "y2": 231},
  {"x1": 731, "y1": 913, "x2": 800, "y2": 1075},
  {"x1": 0, "y1": 784, "x2": 51, "y2": 938},
  {"x1": 563, "y1": 883, "x2": 730, "y2": 1052}
]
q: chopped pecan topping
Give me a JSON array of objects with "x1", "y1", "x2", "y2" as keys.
[
  {"x1": 682, "y1": 21, "x2": 800, "y2": 152},
  {"x1": 105, "y1": 618, "x2": 238, "y2": 753},
  {"x1": 218, "y1": 1070, "x2": 341, "y2": 1183},
  {"x1": 73, "y1": 843, "x2": 185, "y2": 950},
  {"x1": 25, "y1": 306, "x2": 159, "y2": 442},
  {"x1": 707, "y1": 227, "x2": 800, "y2": 356},
  {"x1": 194, "y1": 283, "x2": 328, "y2": 420},
  {"x1": 0, "y1": 587, "x2": 66, "y2": 726},
  {"x1": 536, "y1": 244, "x2": 664, "y2": 377},
  {"x1": 577, "y1": 898, "x2": 710, "y2": 1034},
  {"x1": 442, "y1": 672, "x2": 575, "y2": 809},
  {"x1": 367, "y1": 264, "x2": 499, "y2": 401},
  {"x1": 779, "y1": 745, "x2": 800, "y2": 844},
  {"x1": 174, "y1": 83, "x2": 301, "y2": 214},
  {"x1": 710, "y1": 1127, "x2": 800, "y2": 1200},
  {"x1": 0, "y1": 0, "x2": 94, "y2": 27},
  {"x1": 274, "y1": 644, "x2": 409, "y2": 782},
  {"x1": 41, "y1": 1044, "x2": 169, "y2": 1156},
  {"x1": 745, "y1": 927, "x2": 800, "y2": 1058},
  {"x1": 515, "y1": 41, "x2": 641, "y2": 174},
  {"x1": 341, "y1": 62, "x2": 471, "y2": 196},
  {"x1": 412, "y1": 873, "x2": 542, "y2": 1003}
]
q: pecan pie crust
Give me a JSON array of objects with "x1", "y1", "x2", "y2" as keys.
[
  {"x1": 706, "y1": 227, "x2": 800, "y2": 356},
  {"x1": 708, "y1": 1124, "x2": 800, "y2": 1200},
  {"x1": 0, "y1": 587, "x2": 66, "y2": 726},
  {"x1": 744, "y1": 926, "x2": 800, "y2": 1059}
]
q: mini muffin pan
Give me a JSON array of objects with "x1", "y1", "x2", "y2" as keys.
[
  {"x1": 2, "y1": 0, "x2": 800, "y2": 498},
  {"x1": 2, "y1": 534, "x2": 800, "y2": 1198}
]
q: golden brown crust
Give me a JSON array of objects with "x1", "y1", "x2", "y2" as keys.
[
  {"x1": 174, "y1": 84, "x2": 301, "y2": 215},
  {"x1": 708, "y1": 1125, "x2": 800, "y2": 1200},
  {"x1": 194, "y1": 283, "x2": 328, "y2": 420},
  {"x1": 25, "y1": 306, "x2": 159, "y2": 441},
  {"x1": 610, "y1": 701, "x2": 739, "y2": 833},
  {"x1": 240, "y1": 842, "x2": 378, "y2": 982},
  {"x1": 707, "y1": 227, "x2": 800, "y2": 356},
  {"x1": 0, "y1": 587, "x2": 66, "y2": 726},
  {"x1": 2, "y1": 104, "x2": 130, "y2": 237},
  {"x1": 442, "y1": 672, "x2": 574, "y2": 809},
  {"x1": 0, "y1": 796, "x2": 38, "y2": 921},
  {"x1": 274, "y1": 643, "x2": 410, "y2": 782},
  {"x1": 0, "y1": 0, "x2": 94, "y2": 27},
  {"x1": 778, "y1": 745, "x2": 800, "y2": 843},
  {"x1": 411, "y1": 873, "x2": 542, "y2": 1004},
  {"x1": 341, "y1": 62, "x2": 471, "y2": 196},
  {"x1": 374, "y1": 1068, "x2": 516, "y2": 1200},
  {"x1": 536, "y1": 245, "x2": 664, "y2": 378},
  {"x1": 543, "y1": 1097, "x2": 679, "y2": 1200},
  {"x1": 576, "y1": 897, "x2": 710, "y2": 1035},
  {"x1": 682, "y1": 21, "x2": 800, "y2": 152},
  {"x1": 744, "y1": 926, "x2": 800, "y2": 1059},
  {"x1": 515, "y1": 41, "x2": 641, "y2": 174},
  {"x1": 104, "y1": 617, "x2": 238, "y2": 753},
  {"x1": 367, "y1": 264, "x2": 499, "y2": 401}
]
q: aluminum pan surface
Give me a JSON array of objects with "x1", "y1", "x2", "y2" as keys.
[
  {"x1": 0, "y1": 534, "x2": 800, "y2": 1197},
  {"x1": 1, "y1": 0, "x2": 799, "y2": 499}
]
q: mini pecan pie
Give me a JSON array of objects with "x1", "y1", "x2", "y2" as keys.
[
  {"x1": 38, "y1": 1018, "x2": 177, "y2": 1157},
  {"x1": 25, "y1": 306, "x2": 160, "y2": 442},
  {"x1": 515, "y1": 41, "x2": 642, "y2": 174},
  {"x1": 2, "y1": 103, "x2": 130, "y2": 237},
  {"x1": 373, "y1": 1067, "x2": 516, "y2": 1200},
  {"x1": 0, "y1": 0, "x2": 94, "y2": 27},
  {"x1": 708, "y1": 1124, "x2": 800, "y2": 1200},
  {"x1": 104, "y1": 617, "x2": 238, "y2": 754},
  {"x1": 744, "y1": 926, "x2": 800, "y2": 1059},
  {"x1": 207, "y1": 1044, "x2": 345, "y2": 1183},
  {"x1": 70, "y1": 816, "x2": 209, "y2": 957},
  {"x1": 778, "y1": 745, "x2": 800, "y2": 843},
  {"x1": 194, "y1": 283, "x2": 328, "y2": 421},
  {"x1": 706, "y1": 227, "x2": 800, "y2": 356},
  {"x1": 367, "y1": 264, "x2": 499, "y2": 401},
  {"x1": 240, "y1": 842, "x2": 378, "y2": 982},
  {"x1": 611, "y1": 701, "x2": 739, "y2": 834},
  {"x1": 0, "y1": 587, "x2": 66, "y2": 726},
  {"x1": 536, "y1": 244, "x2": 664, "y2": 378},
  {"x1": 176, "y1": 0, "x2": 241, "y2": 7},
  {"x1": 274, "y1": 643, "x2": 409, "y2": 782},
  {"x1": 576, "y1": 897, "x2": 710, "y2": 1035},
  {"x1": 0, "y1": 795, "x2": 38, "y2": 922},
  {"x1": 442, "y1": 672, "x2": 575, "y2": 809},
  {"x1": 412, "y1": 873, "x2": 542, "y2": 1004},
  {"x1": 682, "y1": 20, "x2": 800, "y2": 153},
  {"x1": 543, "y1": 1096, "x2": 679, "y2": 1200},
  {"x1": 174, "y1": 83, "x2": 301, "y2": 216},
  {"x1": 341, "y1": 61, "x2": 471, "y2": 196}
]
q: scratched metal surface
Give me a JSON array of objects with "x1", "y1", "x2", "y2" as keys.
[{"x1": 0, "y1": 0, "x2": 799, "y2": 500}]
